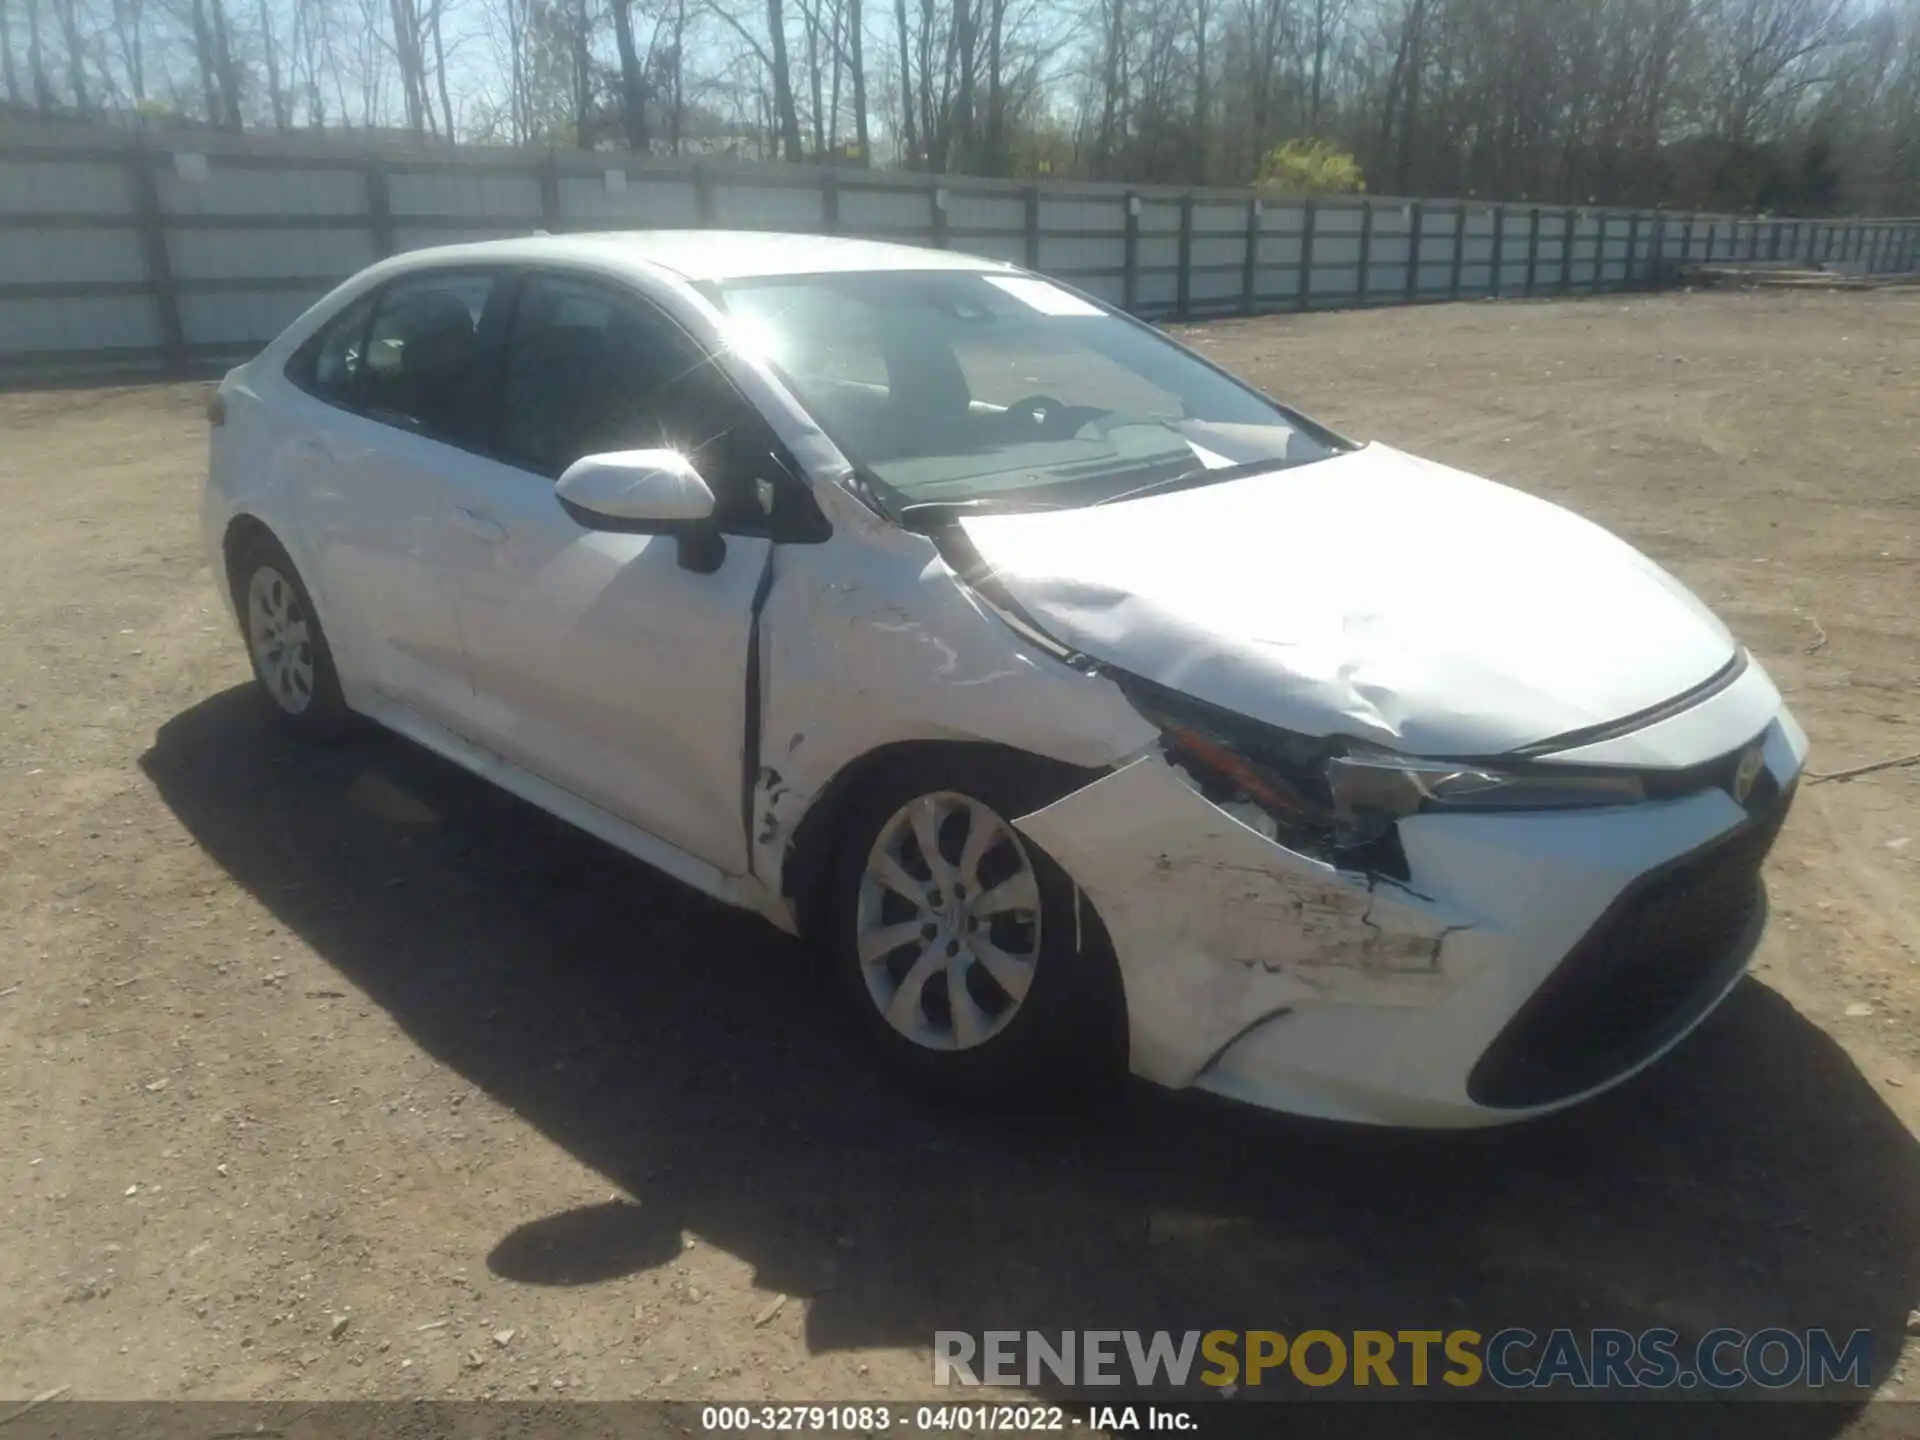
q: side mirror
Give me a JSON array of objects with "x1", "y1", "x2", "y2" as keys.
[{"x1": 555, "y1": 449, "x2": 725, "y2": 573}]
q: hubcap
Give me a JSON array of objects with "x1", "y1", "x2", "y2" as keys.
[
  {"x1": 246, "y1": 565, "x2": 315, "y2": 715},
  {"x1": 855, "y1": 791, "x2": 1042, "y2": 1051}
]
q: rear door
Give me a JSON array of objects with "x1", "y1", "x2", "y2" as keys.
[
  {"x1": 289, "y1": 268, "x2": 507, "y2": 728},
  {"x1": 436, "y1": 270, "x2": 805, "y2": 873}
]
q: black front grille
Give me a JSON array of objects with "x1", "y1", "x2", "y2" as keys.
[
  {"x1": 1637, "y1": 729, "x2": 1779, "y2": 807},
  {"x1": 1467, "y1": 786, "x2": 1794, "y2": 1109}
]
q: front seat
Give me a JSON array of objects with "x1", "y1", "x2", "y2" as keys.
[{"x1": 877, "y1": 333, "x2": 974, "y2": 458}]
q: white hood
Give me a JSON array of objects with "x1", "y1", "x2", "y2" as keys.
[{"x1": 959, "y1": 444, "x2": 1738, "y2": 756}]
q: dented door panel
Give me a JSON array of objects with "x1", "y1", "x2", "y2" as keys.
[{"x1": 749, "y1": 519, "x2": 1159, "y2": 886}]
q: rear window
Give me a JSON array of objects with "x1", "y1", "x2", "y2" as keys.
[
  {"x1": 287, "y1": 293, "x2": 375, "y2": 407},
  {"x1": 357, "y1": 273, "x2": 498, "y2": 446}
]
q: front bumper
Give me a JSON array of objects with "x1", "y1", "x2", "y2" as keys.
[{"x1": 1013, "y1": 674, "x2": 1808, "y2": 1130}]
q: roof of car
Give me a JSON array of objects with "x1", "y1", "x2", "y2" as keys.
[{"x1": 385, "y1": 230, "x2": 1014, "y2": 284}]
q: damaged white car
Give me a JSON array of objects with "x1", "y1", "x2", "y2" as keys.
[{"x1": 203, "y1": 232, "x2": 1807, "y2": 1128}]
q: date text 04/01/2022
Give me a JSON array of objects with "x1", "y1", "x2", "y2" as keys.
[{"x1": 697, "y1": 1404, "x2": 1197, "y2": 1432}]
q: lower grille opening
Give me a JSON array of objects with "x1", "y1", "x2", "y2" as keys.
[{"x1": 1467, "y1": 790, "x2": 1793, "y2": 1110}]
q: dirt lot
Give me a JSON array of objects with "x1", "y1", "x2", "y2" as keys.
[{"x1": 1, "y1": 291, "x2": 1916, "y2": 1432}]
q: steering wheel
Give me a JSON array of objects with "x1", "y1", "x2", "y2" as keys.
[{"x1": 1001, "y1": 393, "x2": 1077, "y2": 437}]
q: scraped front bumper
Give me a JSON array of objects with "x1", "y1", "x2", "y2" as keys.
[{"x1": 1013, "y1": 695, "x2": 1809, "y2": 1129}]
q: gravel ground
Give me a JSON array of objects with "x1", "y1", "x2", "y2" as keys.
[{"x1": 0, "y1": 289, "x2": 1916, "y2": 1437}]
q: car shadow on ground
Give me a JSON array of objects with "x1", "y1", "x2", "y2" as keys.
[{"x1": 142, "y1": 687, "x2": 1920, "y2": 1439}]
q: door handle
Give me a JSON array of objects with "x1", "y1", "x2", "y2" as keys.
[{"x1": 450, "y1": 507, "x2": 508, "y2": 544}]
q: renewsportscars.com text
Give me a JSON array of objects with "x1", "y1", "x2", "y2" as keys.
[{"x1": 933, "y1": 1328, "x2": 1876, "y2": 1393}]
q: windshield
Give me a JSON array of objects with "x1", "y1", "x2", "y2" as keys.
[{"x1": 705, "y1": 271, "x2": 1347, "y2": 515}]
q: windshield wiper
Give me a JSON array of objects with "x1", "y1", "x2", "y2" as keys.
[
  {"x1": 1091, "y1": 458, "x2": 1288, "y2": 507},
  {"x1": 895, "y1": 496, "x2": 1074, "y2": 533}
]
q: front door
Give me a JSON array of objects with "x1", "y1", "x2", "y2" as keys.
[{"x1": 438, "y1": 271, "x2": 790, "y2": 875}]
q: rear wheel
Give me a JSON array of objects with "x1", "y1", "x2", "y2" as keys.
[
  {"x1": 827, "y1": 753, "x2": 1125, "y2": 1098},
  {"x1": 229, "y1": 532, "x2": 350, "y2": 740}
]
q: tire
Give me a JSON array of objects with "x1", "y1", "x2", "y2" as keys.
[
  {"x1": 826, "y1": 750, "x2": 1126, "y2": 1099},
  {"x1": 227, "y1": 531, "x2": 352, "y2": 740}
]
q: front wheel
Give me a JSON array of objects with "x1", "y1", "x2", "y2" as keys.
[{"x1": 826, "y1": 753, "x2": 1125, "y2": 1098}]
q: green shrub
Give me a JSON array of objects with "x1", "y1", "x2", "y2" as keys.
[{"x1": 1256, "y1": 139, "x2": 1366, "y2": 195}]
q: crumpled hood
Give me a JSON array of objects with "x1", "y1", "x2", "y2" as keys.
[{"x1": 959, "y1": 444, "x2": 1738, "y2": 755}]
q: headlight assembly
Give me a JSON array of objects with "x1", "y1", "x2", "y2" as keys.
[
  {"x1": 1324, "y1": 751, "x2": 1646, "y2": 847},
  {"x1": 1153, "y1": 717, "x2": 1329, "y2": 830},
  {"x1": 1117, "y1": 674, "x2": 1649, "y2": 857}
]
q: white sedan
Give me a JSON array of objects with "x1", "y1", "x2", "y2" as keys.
[{"x1": 202, "y1": 231, "x2": 1807, "y2": 1128}]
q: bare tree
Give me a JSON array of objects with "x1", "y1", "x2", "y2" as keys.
[
  {"x1": 981, "y1": 0, "x2": 1002, "y2": 167},
  {"x1": 847, "y1": 0, "x2": 867, "y2": 159},
  {"x1": 1095, "y1": 0, "x2": 1124, "y2": 168},
  {"x1": 106, "y1": 0, "x2": 146, "y2": 105},
  {"x1": 1309, "y1": 0, "x2": 1349, "y2": 131},
  {"x1": 1238, "y1": 0, "x2": 1287, "y2": 166},
  {"x1": 15, "y1": 0, "x2": 1918, "y2": 218},
  {"x1": 1706, "y1": 0, "x2": 1847, "y2": 143},
  {"x1": 209, "y1": 0, "x2": 243, "y2": 127},
  {"x1": 798, "y1": 0, "x2": 825, "y2": 151},
  {"x1": 258, "y1": 0, "x2": 290, "y2": 126},
  {"x1": 667, "y1": 0, "x2": 688, "y2": 148},
  {"x1": 1378, "y1": 0, "x2": 1427, "y2": 192},
  {"x1": 186, "y1": 0, "x2": 222, "y2": 121},
  {"x1": 1191, "y1": 0, "x2": 1211, "y2": 179},
  {"x1": 705, "y1": 0, "x2": 803, "y2": 157},
  {"x1": 1, "y1": 0, "x2": 20, "y2": 102},
  {"x1": 349, "y1": 0, "x2": 385, "y2": 125},
  {"x1": 430, "y1": 0, "x2": 455, "y2": 135},
  {"x1": 388, "y1": 0, "x2": 431, "y2": 131},
  {"x1": 51, "y1": 0, "x2": 88, "y2": 113},
  {"x1": 571, "y1": 0, "x2": 588, "y2": 142},
  {"x1": 765, "y1": 0, "x2": 802, "y2": 155},
  {"x1": 893, "y1": 0, "x2": 916, "y2": 162},
  {"x1": 476, "y1": 0, "x2": 533, "y2": 140},
  {"x1": 610, "y1": 0, "x2": 650, "y2": 149},
  {"x1": 951, "y1": 0, "x2": 975, "y2": 165}
]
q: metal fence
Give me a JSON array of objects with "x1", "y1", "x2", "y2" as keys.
[{"x1": 3, "y1": 122, "x2": 1917, "y2": 377}]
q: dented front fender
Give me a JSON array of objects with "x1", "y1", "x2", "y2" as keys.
[{"x1": 1014, "y1": 753, "x2": 1479, "y2": 1089}]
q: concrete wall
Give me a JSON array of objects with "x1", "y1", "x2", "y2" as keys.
[{"x1": 3, "y1": 124, "x2": 1916, "y2": 375}]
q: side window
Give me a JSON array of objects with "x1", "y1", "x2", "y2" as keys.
[
  {"x1": 499, "y1": 273, "x2": 788, "y2": 531},
  {"x1": 357, "y1": 272, "x2": 497, "y2": 448},
  {"x1": 287, "y1": 293, "x2": 375, "y2": 407}
]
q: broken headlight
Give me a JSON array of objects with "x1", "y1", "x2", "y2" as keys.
[
  {"x1": 1116, "y1": 677, "x2": 1339, "y2": 845},
  {"x1": 1324, "y1": 752, "x2": 1645, "y2": 847},
  {"x1": 1117, "y1": 675, "x2": 1647, "y2": 854}
]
